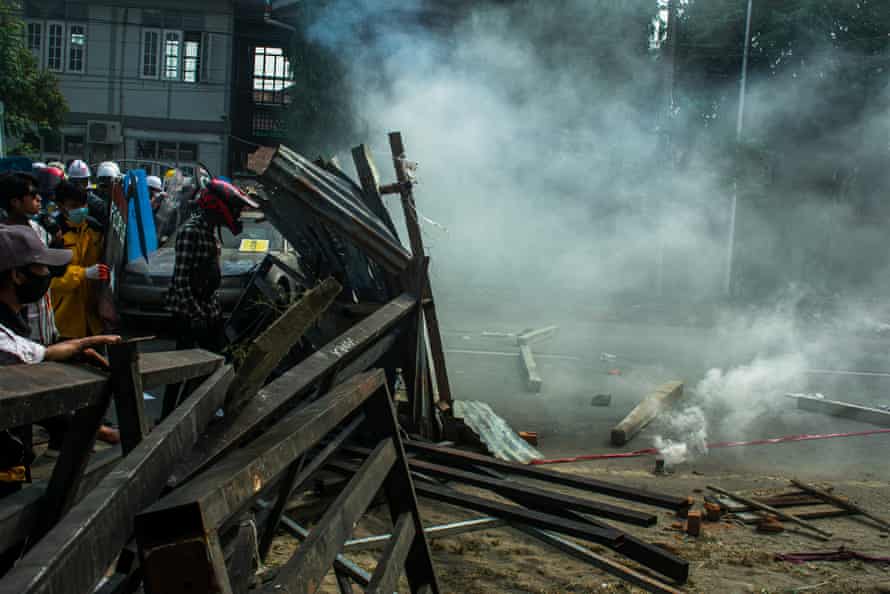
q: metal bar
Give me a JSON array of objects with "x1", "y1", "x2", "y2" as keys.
[
  {"x1": 405, "y1": 457, "x2": 657, "y2": 526},
  {"x1": 515, "y1": 526, "x2": 683, "y2": 594},
  {"x1": 790, "y1": 479, "x2": 890, "y2": 531},
  {"x1": 258, "y1": 413, "x2": 366, "y2": 558},
  {"x1": 262, "y1": 439, "x2": 397, "y2": 594},
  {"x1": 788, "y1": 394, "x2": 890, "y2": 427},
  {"x1": 140, "y1": 371, "x2": 384, "y2": 540},
  {"x1": 343, "y1": 518, "x2": 503, "y2": 552},
  {"x1": 361, "y1": 385, "x2": 440, "y2": 594},
  {"x1": 366, "y1": 513, "x2": 415, "y2": 594},
  {"x1": 0, "y1": 365, "x2": 234, "y2": 594},
  {"x1": 31, "y1": 387, "x2": 112, "y2": 542},
  {"x1": 707, "y1": 485, "x2": 832, "y2": 540},
  {"x1": 225, "y1": 278, "x2": 341, "y2": 411},
  {"x1": 168, "y1": 294, "x2": 416, "y2": 488},
  {"x1": 404, "y1": 441, "x2": 690, "y2": 511},
  {"x1": 108, "y1": 342, "x2": 148, "y2": 456},
  {"x1": 0, "y1": 350, "x2": 222, "y2": 431}
]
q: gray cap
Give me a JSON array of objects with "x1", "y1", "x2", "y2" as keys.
[{"x1": 0, "y1": 225, "x2": 72, "y2": 272}]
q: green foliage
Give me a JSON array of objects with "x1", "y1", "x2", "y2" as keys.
[{"x1": 0, "y1": 0, "x2": 67, "y2": 147}]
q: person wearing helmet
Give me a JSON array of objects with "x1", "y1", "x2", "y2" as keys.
[
  {"x1": 165, "y1": 178, "x2": 257, "y2": 352},
  {"x1": 67, "y1": 160, "x2": 108, "y2": 227},
  {"x1": 50, "y1": 181, "x2": 110, "y2": 339},
  {"x1": 95, "y1": 161, "x2": 121, "y2": 201},
  {"x1": 146, "y1": 175, "x2": 166, "y2": 212}
]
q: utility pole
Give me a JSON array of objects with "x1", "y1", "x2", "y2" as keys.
[{"x1": 724, "y1": 0, "x2": 754, "y2": 296}]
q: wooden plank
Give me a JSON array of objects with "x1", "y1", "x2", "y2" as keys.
[
  {"x1": 366, "y1": 513, "x2": 415, "y2": 594},
  {"x1": 707, "y1": 485, "x2": 832, "y2": 540},
  {"x1": 520, "y1": 344, "x2": 543, "y2": 393},
  {"x1": 0, "y1": 365, "x2": 234, "y2": 594},
  {"x1": 516, "y1": 526, "x2": 683, "y2": 594},
  {"x1": 140, "y1": 371, "x2": 383, "y2": 538},
  {"x1": 788, "y1": 394, "x2": 890, "y2": 427},
  {"x1": 790, "y1": 479, "x2": 890, "y2": 531},
  {"x1": 404, "y1": 440, "x2": 690, "y2": 511},
  {"x1": 611, "y1": 381, "x2": 684, "y2": 446},
  {"x1": 226, "y1": 522, "x2": 256, "y2": 594},
  {"x1": 226, "y1": 278, "x2": 341, "y2": 411},
  {"x1": 0, "y1": 350, "x2": 222, "y2": 431},
  {"x1": 167, "y1": 294, "x2": 416, "y2": 488},
  {"x1": 263, "y1": 439, "x2": 397, "y2": 594},
  {"x1": 108, "y1": 342, "x2": 148, "y2": 456}
]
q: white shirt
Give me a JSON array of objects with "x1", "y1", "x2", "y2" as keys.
[{"x1": 0, "y1": 322, "x2": 46, "y2": 365}]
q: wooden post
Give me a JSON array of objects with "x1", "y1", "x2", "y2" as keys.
[{"x1": 611, "y1": 381, "x2": 684, "y2": 446}]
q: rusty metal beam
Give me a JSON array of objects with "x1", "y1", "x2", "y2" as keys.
[
  {"x1": 366, "y1": 513, "x2": 415, "y2": 594},
  {"x1": 263, "y1": 439, "x2": 398, "y2": 594},
  {"x1": 0, "y1": 365, "x2": 234, "y2": 594},
  {"x1": 404, "y1": 441, "x2": 690, "y2": 511},
  {"x1": 168, "y1": 294, "x2": 416, "y2": 488}
]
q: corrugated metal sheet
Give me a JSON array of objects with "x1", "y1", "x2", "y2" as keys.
[{"x1": 452, "y1": 400, "x2": 542, "y2": 464}]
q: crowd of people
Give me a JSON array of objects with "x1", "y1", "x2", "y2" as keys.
[{"x1": 0, "y1": 159, "x2": 256, "y2": 514}]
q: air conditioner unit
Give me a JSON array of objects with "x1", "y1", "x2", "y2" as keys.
[{"x1": 86, "y1": 120, "x2": 123, "y2": 145}]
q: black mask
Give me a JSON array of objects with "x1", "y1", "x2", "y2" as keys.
[{"x1": 14, "y1": 267, "x2": 52, "y2": 304}]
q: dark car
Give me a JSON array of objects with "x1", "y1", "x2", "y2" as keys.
[{"x1": 117, "y1": 212, "x2": 303, "y2": 319}]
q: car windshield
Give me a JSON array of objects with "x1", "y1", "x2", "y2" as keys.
[{"x1": 164, "y1": 217, "x2": 285, "y2": 251}]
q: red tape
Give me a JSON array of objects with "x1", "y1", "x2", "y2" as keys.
[{"x1": 529, "y1": 428, "x2": 890, "y2": 465}]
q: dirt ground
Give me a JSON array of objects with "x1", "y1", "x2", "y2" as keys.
[{"x1": 260, "y1": 460, "x2": 890, "y2": 594}]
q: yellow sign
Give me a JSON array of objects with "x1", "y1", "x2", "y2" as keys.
[{"x1": 239, "y1": 239, "x2": 270, "y2": 253}]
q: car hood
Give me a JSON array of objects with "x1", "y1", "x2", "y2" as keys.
[{"x1": 125, "y1": 248, "x2": 266, "y2": 278}]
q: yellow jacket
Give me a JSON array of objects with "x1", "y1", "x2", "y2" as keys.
[{"x1": 51, "y1": 221, "x2": 104, "y2": 338}]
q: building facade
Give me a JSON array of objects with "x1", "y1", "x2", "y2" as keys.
[{"x1": 23, "y1": 0, "x2": 238, "y2": 177}]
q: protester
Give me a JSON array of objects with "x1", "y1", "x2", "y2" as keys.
[
  {"x1": 95, "y1": 161, "x2": 121, "y2": 201},
  {"x1": 147, "y1": 175, "x2": 166, "y2": 213},
  {"x1": 0, "y1": 224, "x2": 120, "y2": 499},
  {"x1": 36, "y1": 165, "x2": 65, "y2": 214},
  {"x1": 67, "y1": 160, "x2": 107, "y2": 226},
  {"x1": 165, "y1": 178, "x2": 257, "y2": 352},
  {"x1": 51, "y1": 181, "x2": 109, "y2": 339}
]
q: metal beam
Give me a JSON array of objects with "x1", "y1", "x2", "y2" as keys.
[
  {"x1": 168, "y1": 294, "x2": 415, "y2": 487},
  {"x1": 404, "y1": 441, "x2": 690, "y2": 511},
  {"x1": 343, "y1": 518, "x2": 504, "y2": 552},
  {"x1": 263, "y1": 439, "x2": 397, "y2": 594},
  {"x1": 0, "y1": 349, "x2": 222, "y2": 431},
  {"x1": 0, "y1": 365, "x2": 234, "y2": 594},
  {"x1": 366, "y1": 513, "x2": 415, "y2": 594}
]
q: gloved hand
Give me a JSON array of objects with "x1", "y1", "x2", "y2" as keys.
[{"x1": 85, "y1": 264, "x2": 110, "y2": 281}]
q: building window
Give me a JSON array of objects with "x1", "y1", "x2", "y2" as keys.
[
  {"x1": 67, "y1": 24, "x2": 86, "y2": 73},
  {"x1": 158, "y1": 141, "x2": 178, "y2": 162},
  {"x1": 46, "y1": 22, "x2": 64, "y2": 72},
  {"x1": 64, "y1": 135, "x2": 85, "y2": 157},
  {"x1": 252, "y1": 112, "x2": 284, "y2": 137},
  {"x1": 26, "y1": 22, "x2": 42, "y2": 66},
  {"x1": 253, "y1": 46, "x2": 293, "y2": 105},
  {"x1": 141, "y1": 29, "x2": 160, "y2": 78},
  {"x1": 135, "y1": 139, "x2": 198, "y2": 167},
  {"x1": 183, "y1": 31, "x2": 201, "y2": 83},
  {"x1": 162, "y1": 30, "x2": 182, "y2": 80},
  {"x1": 136, "y1": 140, "x2": 158, "y2": 159}
]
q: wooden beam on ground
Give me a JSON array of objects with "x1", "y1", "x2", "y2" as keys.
[
  {"x1": 516, "y1": 326, "x2": 558, "y2": 347},
  {"x1": 263, "y1": 439, "x2": 397, "y2": 594},
  {"x1": 790, "y1": 479, "x2": 890, "y2": 531},
  {"x1": 225, "y1": 277, "x2": 341, "y2": 411},
  {"x1": 707, "y1": 485, "x2": 832, "y2": 540},
  {"x1": 611, "y1": 381, "x2": 684, "y2": 446},
  {"x1": 0, "y1": 350, "x2": 222, "y2": 431},
  {"x1": 0, "y1": 365, "x2": 234, "y2": 594},
  {"x1": 404, "y1": 440, "x2": 690, "y2": 511},
  {"x1": 520, "y1": 344, "x2": 543, "y2": 393},
  {"x1": 787, "y1": 394, "x2": 890, "y2": 427},
  {"x1": 168, "y1": 294, "x2": 416, "y2": 488}
]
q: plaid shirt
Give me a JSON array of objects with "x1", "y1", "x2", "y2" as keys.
[{"x1": 165, "y1": 212, "x2": 222, "y2": 320}]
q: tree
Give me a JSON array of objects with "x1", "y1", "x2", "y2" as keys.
[{"x1": 0, "y1": 0, "x2": 67, "y2": 154}]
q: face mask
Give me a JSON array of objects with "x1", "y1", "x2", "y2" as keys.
[
  {"x1": 14, "y1": 268, "x2": 52, "y2": 304},
  {"x1": 66, "y1": 207, "x2": 89, "y2": 225}
]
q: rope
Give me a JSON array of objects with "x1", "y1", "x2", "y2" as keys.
[{"x1": 529, "y1": 428, "x2": 890, "y2": 465}]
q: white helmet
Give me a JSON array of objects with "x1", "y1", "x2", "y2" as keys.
[
  {"x1": 97, "y1": 161, "x2": 121, "y2": 179},
  {"x1": 32, "y1": 162, "x2": 47, "y2": 172},
  {"x1": 67, "y1": 159, "x2": 91, "y2": 179},
  {"x1": 147, "y1": 175, "x2": 164, "y2": 192}
]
